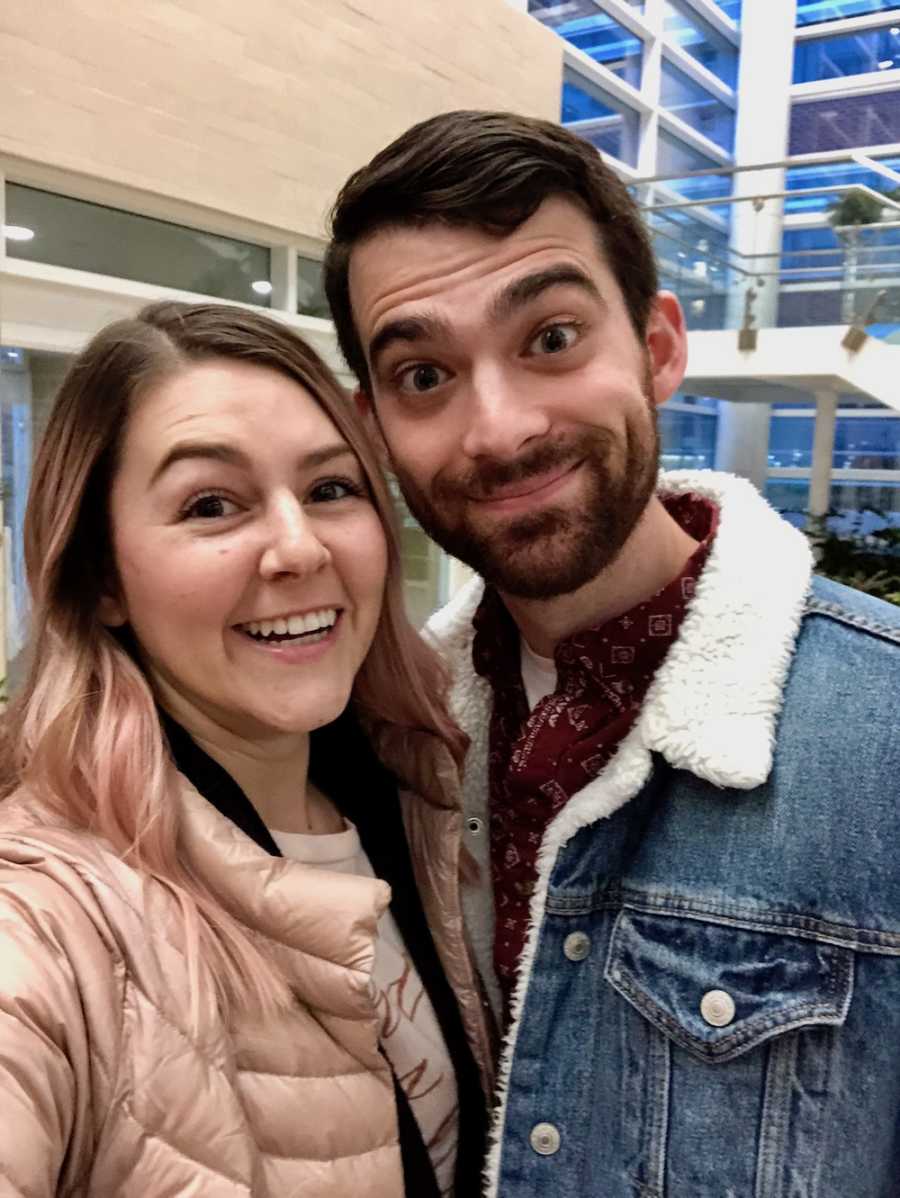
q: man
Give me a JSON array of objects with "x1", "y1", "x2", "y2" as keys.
[{"x1": 324, "y1": 111, "x2": 900, "y2": 1197}]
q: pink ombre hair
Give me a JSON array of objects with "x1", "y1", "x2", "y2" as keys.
[{"x1": 0, "y1": 301, "x2": 466, "y2": 1017}]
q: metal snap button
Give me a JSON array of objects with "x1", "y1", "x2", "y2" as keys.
[
  {"x1": 563, "y1": 931, "x2": 591, "y2": 962},
  {"x1": 465, "y1": 816, "x2": 484, "y2": 835},
  {"x1": 529, "y1": 1122, "x2": 561, "y2": 1156},
  {"x1": 700, "y1": 989, "x2": 736, "y2": 1027}
]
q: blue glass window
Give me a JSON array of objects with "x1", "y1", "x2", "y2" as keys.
[
  {"x1": 654, "y1": 128, "x2": 733, "y2": 203},
  {"x1": 784, "y1": 155, "x2": 900, "y2": 214},
  {"x1": 770, "y1": 411, "x2": 900, "y2": 469},
  {"x1": 662, "y1": 0, "x2": 738, "y2": 87},
  {"x1": 561, "y1": 69, "x2": 640, "y2": 165},
  {"x1": 529, "y1": 2, "x2": 642, "y2": 87},
  {"x1": 794, "y1": 22, "x2": 900, "y2": 81},
  {"x1": 659, "y1": 403, "x2": 719, "y2": 469},
  {"x1": 790, "y1": 89, "x2": 900, "y2": 151},
  {"x1": 711, "y1": 0, "x2": 741, "y2": 21},
  {"x1": 660, "y1": 58, "x2": 736, "y2": 150},
  {"x1": 796, "y1": 1, "x2": 900, "y2": 26},
  {"x1": 4, "y1": 183, "x2": 271, "y2": 306}
]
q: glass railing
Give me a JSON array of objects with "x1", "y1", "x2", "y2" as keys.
[{"x1": 634, "y1": 151, "x2": 900, "y2": 338}]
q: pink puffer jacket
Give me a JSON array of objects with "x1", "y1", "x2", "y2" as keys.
[{"x1": 0, "y1": 736, "x2": 493, "y2": 1197}]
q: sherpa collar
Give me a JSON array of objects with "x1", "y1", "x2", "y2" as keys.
[{"x1": 426, "y1": 469, "x2": 814, "y2": 793}]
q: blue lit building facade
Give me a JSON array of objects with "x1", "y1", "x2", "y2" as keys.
[{"x1": 527, "y1": 0, "x2": 900, "y2": 530}]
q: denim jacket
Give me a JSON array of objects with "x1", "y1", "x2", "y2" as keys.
[{"x1": 426, "y1": 470, "x2": 900, "y2": 1198}]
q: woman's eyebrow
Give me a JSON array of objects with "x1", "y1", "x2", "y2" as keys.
[{"x1": 150, "y1": 440, "x2": 353, "y2": 485}]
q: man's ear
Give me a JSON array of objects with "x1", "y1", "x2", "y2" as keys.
[
  {"x1": 353, "y1": 387, "x2": 391, "y2": 470},
  {"x1": 644, "y1": 291, "x2": 688, "y2": 408}
]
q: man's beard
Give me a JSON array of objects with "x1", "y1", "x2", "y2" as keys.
[{"x1": 389, "y1": 395, "x2": 660, "y2": 601}]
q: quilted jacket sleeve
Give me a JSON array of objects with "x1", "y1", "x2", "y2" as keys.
[{"x1": 0, "y1": 872, "x2": 92, "y2": 1198}]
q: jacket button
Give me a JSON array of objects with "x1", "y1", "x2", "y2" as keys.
[
  {"x1": 466, "y1": 816, "x2": 484, "y2": 835},
  {"x1": 529, "y1": 1122, "x2": 561, "y2": 1156},
  {"x1": 700, "y1": 989, "x2": 736, "y2": 1027},
  {"x1": 563, "y1": 931, "x2": 591, "y2": 962}
]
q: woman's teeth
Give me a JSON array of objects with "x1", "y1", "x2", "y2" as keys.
[{"x1": 240, "y1": 608, "x2": 337, "y2": 642}]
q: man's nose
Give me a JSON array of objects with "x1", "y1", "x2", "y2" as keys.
[
  {"x1": 259, "y1": 494, "x2": 331, "y2": 581},
  {"x1": 460, "y1": 365, "x2": 551, "y2": 461}
]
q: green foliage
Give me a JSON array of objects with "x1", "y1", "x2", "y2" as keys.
[
  {"x1": 827, "y1": 188, "x2": 888, "y2": 228},
  {"x1": 802, "y1": 509, "x2": 900, "y2": 607}
]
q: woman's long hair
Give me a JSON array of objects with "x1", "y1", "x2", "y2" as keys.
[{"x1": 0, "y1": 301, "x2": 466, "y2": 1018}]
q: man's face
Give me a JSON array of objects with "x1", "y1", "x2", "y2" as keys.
[{"x1": 348, "y1": 196, "x2": 686, "y2": 600}]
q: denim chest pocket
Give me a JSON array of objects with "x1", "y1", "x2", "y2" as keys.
[
  {"x1": 603, "y1": 909, "x2": 855, "y2": 1197},
  {"x1": 605, "y1": 909, "x2": 854, "y2": 1062}
]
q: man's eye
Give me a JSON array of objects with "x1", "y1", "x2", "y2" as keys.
[
  {"x1": 528, "y1": 323, "x2": 580, "y2": 356},
  {"x1": 396, "y1": 363, "x2": 449, "y2": 394},
  {"x1": 181, "y1": 492, "x2": 240, "y2": 520}
]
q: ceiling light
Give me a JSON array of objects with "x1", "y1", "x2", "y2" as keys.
[
  {"x1": 878, "y1": 59, "x2": 894, "y2": 69},
  {"x1": 3, "y1": 224, "x2": 34, "y2": 242},
  {"x1": 251, "y1": 280, "x2": 272, "y2": 296},
  {"x1": 891, "y1": 27, "x2": 900, "y2": 35}
]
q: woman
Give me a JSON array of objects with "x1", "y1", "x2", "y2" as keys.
[{"x1": 0, "y1": 302, "x2": 492, "y2": 1196}]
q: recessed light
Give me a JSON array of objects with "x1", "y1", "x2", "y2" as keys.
[
  {"x1": 878, "y1": 59, "x2": 894, "y2": 70},
  {"x1": 3, "y1": 225, "x2": 34, "y2": 242},
  {"x1": 251, "y1": 280, "x2": 272, "y2": 296},
  {"x1": 891, "y1": 26, "x2": 900, "y2": 35}
]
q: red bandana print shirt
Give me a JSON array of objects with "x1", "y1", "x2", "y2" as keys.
[{"x1": 471, "y1": 494, "x2": 719, "y2": 1021}]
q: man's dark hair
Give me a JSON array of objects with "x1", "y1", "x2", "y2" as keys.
[{"x1": 324, "y1": 109, "x2": 659, "y2": 394}]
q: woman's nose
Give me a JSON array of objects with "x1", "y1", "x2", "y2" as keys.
[{"x1": 258, "y1": 495, "x2": 331, "y2": 581}]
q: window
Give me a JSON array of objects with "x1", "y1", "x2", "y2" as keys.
[
  {"x1": 662, "y1": 0, "x2": 738, "y2": 87},
  {"x1": 784, "y1": 155, "x2": 900, "y2": 215},
  {"x1": 790, "y1": 89, "x2": 900, "y2": 151},
  {"x1": 4, "y1": 184, "x2": 271, "y2": 306},
  {"x1": 297, "y1": 255, "x2": 330, "y2": 319},
  {"x1": 796, "y1": 1, "x2": 900, "y2": 26},
  {"x1": 655, "y1": 128, "x2": 733, "y2": 202},
  {"x1": 531, "y1": 2, "x2": 642, "y2": 86},
  {"x1": 794, "y1": 22, "x2": 900, "y2": 82},
  {"x1": 562, "y1": 69, "x2": 641, "y2": 165},
  {"x1": 659, "y1": 402, "x2": 719, "y2": 469},
  {"x1": 660, "y1": 58, "x2": 736, "y2": 150}
]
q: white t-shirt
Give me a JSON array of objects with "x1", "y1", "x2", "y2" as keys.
[
  {"x1": 520, "y1": 637, "x2": 558, "y2": 711},
  {"x1": 270, "y1": 821, "x2": 459, "y2": 1196}
]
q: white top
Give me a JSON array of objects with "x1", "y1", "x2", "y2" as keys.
[
  {"x1": 520, "y1": 637, "x2": 558, "y2": 711},
  {"x1": 270, "y1": 821, "x2": 459, "y2": 1196}
]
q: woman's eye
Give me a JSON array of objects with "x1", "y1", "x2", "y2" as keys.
[
  {"x1": 396, "y1": 363, "x2": 449, "y2": 394},
  {"x1": 181, "y1": 493, "x2": 240, "y2": 520},
  {"x1": 309, "y1": 478, "x2": 364, "y2": 503},
  {"x1": 528, "y1": 323, "x2": 580, "y2": 356}
]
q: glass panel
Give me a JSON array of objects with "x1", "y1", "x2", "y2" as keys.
[
  {"x1": 796, "y1": 1, "x2": 900, "y2": 26},
  {"x1": 770, "y1": 411, "x2": 900, "y2": 468},
  {"x1": 794, "y1": 22, "x2": 900, "y2": 82},
  {"x1": 784, "y1": 154, "x2": 900, "y2": 214},
  {"x1": 648, "y1": 209, "x2": 732, "y2": 329},
  {"x1": 296, "y1": 255, "x2": 330, "y2": 319},
  {"x1": 530, "y1": 1, "x2": 642, "y2": 85},
  {"x1": 662, "y1": 0, "x2": 738, "y2": 87},
  {"x1": 660, "y1": 58, "x2": 736, "y2": 150},
  {"x1": 562, "y1": 69, "x2": 641, "y2": 165},
  {"x1": 654, "y1": 128, "x2": 733, "y2": 205},
  {"x1": 790, "y1": 88, "x2": 900, "y2": 151},
  {"x1": 4, "y1": 184, "x2": 271, "y2": 306},
  {"x1": 765, "y1": 478, "x2": 900, "y2": 531},
  {"x1": 659, "y1": 403, "x2": 719, "y2": 468},
  {"x1": 711, "y1": 0, "x2": 741, "y2": 21}
]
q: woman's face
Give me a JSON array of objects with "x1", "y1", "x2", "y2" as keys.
[{"x1": 103, "y1": 358, "x2": 388, "y2": 743}]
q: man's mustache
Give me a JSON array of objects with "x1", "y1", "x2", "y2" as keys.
[{"x1": 439, "y1": 434, "x2": 610, "y2": 502}]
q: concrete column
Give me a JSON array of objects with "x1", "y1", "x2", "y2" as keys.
[
  {"x1": 808, "y1": 388, "x2": 838, "y2": 532},
  {"x1": 713, "y1": 396, "x2": 772, "y2": 492},
  {"x1": 725, "y1": 0, "x2": 797, "y2": 331}
]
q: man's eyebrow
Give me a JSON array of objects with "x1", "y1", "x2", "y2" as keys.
[
  {"x1": 367, "y1": 313, "x2": 454, "y2": 372},
  {"x1": 150, "y1": 440, "x2": 353, "y2": 485},
  {"x1": 488, "y1": 265, "x2": 603, "y2": 324}
]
